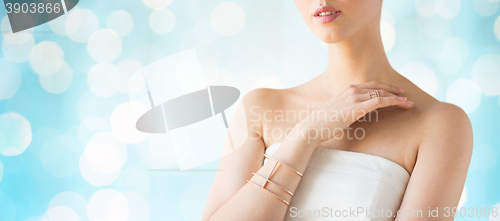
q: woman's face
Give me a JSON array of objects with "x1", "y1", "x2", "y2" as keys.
[{"x1": 294, "y1": 0, "x2": 382, "y2": 44}]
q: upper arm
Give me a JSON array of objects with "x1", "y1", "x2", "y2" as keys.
[
  {"x1": 201, "y1": 89, "x2": 271, "y2": 220},
  {"x1": 395, "y1": 103, "x2": 473, "y2": 220}
]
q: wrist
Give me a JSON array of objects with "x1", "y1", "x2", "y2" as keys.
[{"x1": 295, "y1": 121, "x2": 323, "y2": 146}]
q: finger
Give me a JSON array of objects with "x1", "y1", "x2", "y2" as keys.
[
  {"x1": 355, "y1": 81, "x2": 404, "y2": 95},
  {"x1": 357, "y1": 89, "x2": 412, "y2": 109},
  {"x1": 359, "y1": 96, "x2": 413, "y2": 111},
  {"x1": 357, "y1": 89, "x2": 396, "y2": 100}
]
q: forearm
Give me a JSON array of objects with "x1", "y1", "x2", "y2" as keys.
[{"x1": 208, "y1": 122, "x2": 320, "y2": 221}]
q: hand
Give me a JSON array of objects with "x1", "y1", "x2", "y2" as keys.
[{"x1": 301, "y1": 81, "x2": 413, "y2": 142}]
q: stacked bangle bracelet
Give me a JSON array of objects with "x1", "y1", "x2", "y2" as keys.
[{"x1": 246, "y1": 153, "x2": 303, "y2": 206}]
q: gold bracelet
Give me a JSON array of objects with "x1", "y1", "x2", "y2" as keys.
[
  {"x1": 247, "y1": 179, "x2": 290, "y2": 205},
  {"x1": 263, "y1": 153, "x2": 303, "y2": 177},
  {"x1": 252, "y1": 172, "x2": 294, "y2": 196}
]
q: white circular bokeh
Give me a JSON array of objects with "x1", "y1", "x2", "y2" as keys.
[
  {"x1": 2, "y1": 34, "x2": 35, "y2": 63},
  {"x1": 79, "y1": 132, "x2": 127, "y2": 186},
  {"x1": 416, "y1": 7, "x2": 450, "y2": 37},
  {"x1": 65, "y1": 9, "x2": 100, "y2": 43},
  {"x1": 380, "y1": 21, "x2": 396, "y2": 52},
  {"x1": 49, "y1": 6, "x2": 77, "y2": 36},
  {"x1": 44, "y1": 206, "x2": 80, "y2": 221},
  {"x1": 87, "y1": 29, "x2": 122, "y2": 62},
  {"x1": 143, "y1": 0, "x2": 173, "y2": 9},
  {"x1": 106, "y1": 10, "x2": 134, "y2": 37},
  {"x1": 83, "y1": 132, "x2": 127, "y2": 175},
  {"x1": 399, "y1": 63, "x2": 438, "y2": 96},
  {"x1": 40, "y1": 135, "x2": 82, "y2": 177},
  {"x1": 0, "y1": 112, "x2": 32, "y2": 156},
  {"x1": 87, "y1": 189, "x2": 129, "y2": 221},
  {"x1": 110, "y1": 102, "x2": 149, "y2": 144},
  {"x1": 122, "y1": 191, "x2": 149, "y2": 221},
  {"x1": 116, "y1": 59, "x2": 143, "y2": 94},
  {"x1": 76, "y1": 91, "x2": 118, "y2": 121},
  {"x1": 474, "y1": 0, "x2": 499, "y2": 17},
  {"x1": 135, "y1": 134, "x2": 178, "y2": 169},
  {"x1": 381, "y1": 8, "x2": 395, "y2": 27},
  {"x1": 446, "y1": 79, "x2": 481, "y2": 114},
  {"x1": 495, "y1": 16, "x2": 500, "y2": 42},
  {"x1": 211, "y1": 2, "x2": 245, "y2": 36},
  {"x1": 472, "y1": 54, "x2": 500, "y2": 96},
  {"x1": 87, "y1": 62, "x2": 122, "y2": 97},
  {"x1": 195, "y1": 17, "x2": 219, "y2": 44},
  {"x1": 39, "y1": 61, "x2": 73, "y2": 94},
  {"x1": 48, "y1": 191, "x2": 88, "y2": 221},
  {"x1": 149, "y1": 9, "x2": 176, "y2": 35},
  {"x1": 457, "y1": 184, "x2": 468, "y2": 209},
  {"x1": 0, "y1": 58, "x2": 21, "y2": 100},
  {"x1": 30, "y1": 41, "x2": 65, "y2": 76},
  {"x1": 437, "y1": 37, "x2": 469, "y2": 74},
  {"x1": 77, "y1": 117, "x2": 109, "y2": 147},
  {"x1": 115, "y1": 168, "x2": 151, "y2": 197},
  {"x1": 435, "y1": 0, "x2": 461, "y2": 19}
]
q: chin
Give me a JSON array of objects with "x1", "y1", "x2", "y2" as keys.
[{"x1": 315, "y1": 29, "x2": 350, "y2": 44}]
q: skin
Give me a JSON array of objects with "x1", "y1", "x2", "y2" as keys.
[{"x1": 202, "y1": 0, "x2": 473, "y2": 220}]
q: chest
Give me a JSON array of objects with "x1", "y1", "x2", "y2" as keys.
[{"x1": 263, "y1": 106, "x2": 420, "y2": 174}]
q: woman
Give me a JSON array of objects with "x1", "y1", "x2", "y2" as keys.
[{"x1": 202, "y1": 0, "x2": 473, "y2": 220}]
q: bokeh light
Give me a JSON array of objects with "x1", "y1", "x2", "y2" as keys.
[
  {"x1": 87, "y1": 189, "x2": 129, "y2": 221},
  {"x1": 143, "y1": 0, "x2": 173, "y2": 10},
  {"x1": 149, "y1": 9, "x2": 176, "y2": 35},
  {"x1": 87, "y1": 63, "x2": 122, "y2": 97},
  {"x1": 446, "y1": 79, "x2": 481, "y2": 114},
  {"x1": 436, "y1": 37, "x2": 468, "y2": 74},
  {"x1": 110, "y1": 102, "x2": 149, "y2": 144},
  {"x1": 40, "y1": 135, "x2": 82, "y2": 177},
  {"x1": 398, "y1": 63, "x2": 438, "y2": 96},
  {"x1": 39, "y1": 61, "x2": 73, "y2": 94},
  {"x1": 106, "y1": 10, "x2": 134, "y2": 37},
  {"x1": 472, "y1": 54, "x2": 500, "y2": 96},
  {"x1": 87, "y1": 29, "x2": 122, "y2": 62},
  {"x1": 44, "y1": 206, "x2": 80, "y2": 221},
  {"x1": 65, "y1": 9, "x2": 100, "y2": 43},
  {"x1": 0, "y1": 57, "x2": 21, "y2": 100},
  {"x1": 48, "y1": 192, "x2": 88, "y2": 221},
  {"x1": 29, "y1": 41, "x2": 65, "y2": 76},
  {"x1": 210, "y1": 2, "x2": 245, "y2": 36},
  {"x1": 0, "y1": 112, "x2": 32, "y2": 156},
  {"x1": 473, "y1": 0, "x2": 499, "y2": 17}
]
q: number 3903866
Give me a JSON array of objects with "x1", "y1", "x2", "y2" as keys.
[{"x1": 5, "y1": 3, "x2": 61, "y2": 14}]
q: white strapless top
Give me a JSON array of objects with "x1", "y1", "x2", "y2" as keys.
[{"x1": 265, "y1": 143, "x2": 410, "y2": 221}]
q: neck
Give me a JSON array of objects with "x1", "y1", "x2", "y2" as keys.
[{"x1": 321, "y1": 17, "x2": 398, "y2": 91}]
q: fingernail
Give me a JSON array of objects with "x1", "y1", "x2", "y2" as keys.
[
  {"x1": 398, "y1": 87, "x2": 404, "y2": 92},
  {"x1": 398, "y1": 97, "x2": 406, "y2": 101},
  {"x1": 405, "y1": 99, "x2": 413, "y2": 105}
]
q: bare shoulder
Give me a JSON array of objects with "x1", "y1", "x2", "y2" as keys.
[
  {"x1": 420, "y1": 101, "x2": 472, "y2": 136},
  {"x1": 417, "y1": 100, "x2": 473, "y2": 154},
  {"x1": 241, "y1": 87, "x2": 291, "y2": 115}
]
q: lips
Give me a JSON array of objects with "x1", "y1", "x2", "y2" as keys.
[
  {"x1": 314, "y1": 6, "x2": 340, "y2": 16},
  {"x1": 314, "y1": 6, "x2": 341, "y2": 23}
]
